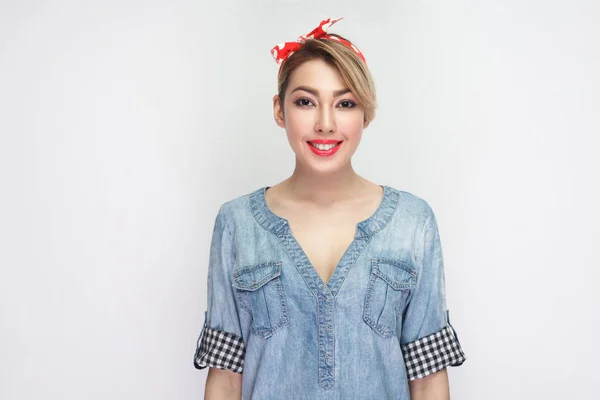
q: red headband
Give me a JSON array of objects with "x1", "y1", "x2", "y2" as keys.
[{"x1": 270, "y1": 17, "x2": 366, "y2": 68}]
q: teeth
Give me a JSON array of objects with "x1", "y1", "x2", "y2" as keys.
[{"x1": 311, "y1": 142, "x2": 339, "y2": 150}]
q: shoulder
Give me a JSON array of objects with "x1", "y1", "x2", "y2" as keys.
[
  {"x1": 382, "y1": 186, "x2": 439, "y2": 243},
  {"x1": 213, "y1": 187, "x2": 265, "y2": 228},
  {"x1": 387, "y1": 186, "x2": 435, "y2": 221}
]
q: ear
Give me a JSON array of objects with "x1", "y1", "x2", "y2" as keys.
[
  {"x1": 363, "y1": 118, "x2": 370, "y2": 129},
  {"x1": 273, "y1": 94, "x2": 285, "y2": 128}
]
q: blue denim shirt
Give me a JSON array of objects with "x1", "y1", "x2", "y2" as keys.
[{"x1": 194, "y1": 185, "x2": 465, "y2": 399}]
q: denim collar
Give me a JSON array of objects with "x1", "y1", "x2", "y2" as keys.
[{"x1": 250, "y1": 185, "x2": 399, "y2": 238}]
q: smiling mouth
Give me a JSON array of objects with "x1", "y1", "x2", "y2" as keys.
[
  {"x1": 307, "y1": 141, "x2": 343, "y2": 151},
  {"x1": 306, "y1": 140, "x2": 343, "y2": 157}
]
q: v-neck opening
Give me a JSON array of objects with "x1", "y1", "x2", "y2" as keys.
[{"x1": 250, "y1": 185, "x2": 399, "y2": 297}]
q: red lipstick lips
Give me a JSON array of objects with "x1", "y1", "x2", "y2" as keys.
[{"x1": 307, "y1": 139, "x2": 343, "y2": 157}]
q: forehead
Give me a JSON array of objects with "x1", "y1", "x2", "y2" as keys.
[{"x1": 286, "y1": 59, "x2": 346, "y2": 93}]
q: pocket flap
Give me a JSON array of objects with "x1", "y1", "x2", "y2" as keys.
[
  {"x1": 372, "y1": 258, "x2": 416, "y2": 290},
  {"x1": 232, "y1": 261, "x2": 281, "y2": 291}
]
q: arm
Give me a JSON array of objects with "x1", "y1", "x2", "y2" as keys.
[
  {"x1": 400, "y1": 205, "x2": 465, "y2": 388},
  {"x1": 409, "y1": 368, "x2": 450, "y2": 400},
  {"x1": 205, "y1": 367, "x2": 242, "y2": 400},
  {"x1": 193, "y1": 208, "x2": 246, "y2": 396}
]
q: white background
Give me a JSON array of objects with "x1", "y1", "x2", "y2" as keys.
[{"x1": 1, "y1": 0, "x2": 598, "y2": 398}]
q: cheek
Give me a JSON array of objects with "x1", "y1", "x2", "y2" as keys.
[
  {"x1": 338, "y1": 112, "x2": 366, "y2": 137},
  {"x1": 284, "y1": 108, "x2": 311, "y2": 136}
]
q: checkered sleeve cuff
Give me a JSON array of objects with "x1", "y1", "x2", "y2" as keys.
[
  {"x1": 194, "y1": 325, "x2": 245, "y2": 374},
  {"x1": 401, "y1": 325, "x2": 466, "y2": 380}
]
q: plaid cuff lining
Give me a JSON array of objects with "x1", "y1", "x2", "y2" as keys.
[
  {"x1": 194, "y1": 326, "x2": 245, "y2": 374},
  {"x1": 402, "y1": 325, "x2": 466, "y2": 380}
]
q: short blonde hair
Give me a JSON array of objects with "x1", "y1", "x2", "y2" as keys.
[{"x1": 277, "y1": 34, "x2": 377, "y2": 124}]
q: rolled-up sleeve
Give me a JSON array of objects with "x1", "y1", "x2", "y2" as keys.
[
  {"x1": 400, "y1": 204, "x2": 466, "y2": 380},
  {"x1": 193, "y1": 208, "x2": 245, "y2": 374}
]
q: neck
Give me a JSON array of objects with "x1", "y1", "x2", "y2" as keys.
[{"x1": 283, "y1": 160, "x2": 368, "y2": 205}]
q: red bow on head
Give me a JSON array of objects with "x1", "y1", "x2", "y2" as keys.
[{"x1": 270, "y1": 17, "x2": 366, "y2": 66}]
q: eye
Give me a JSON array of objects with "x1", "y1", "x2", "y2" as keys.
[
  {"x1": 294, "y1": 98, "x2": 315, "y2": 107},
  {"x1": 337, "y1": 100, "x2": 356, "y2": 109}
]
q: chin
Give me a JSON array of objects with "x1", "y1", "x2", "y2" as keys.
[{"x1": 302, "y1": 158, "x2": 350, "y2": 175}]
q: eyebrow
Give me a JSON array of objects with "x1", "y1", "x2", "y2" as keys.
[{"x1": 291, "y1": 86, "x2": 352, "y2": 97}]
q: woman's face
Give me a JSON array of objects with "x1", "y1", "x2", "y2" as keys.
[{"x1": 273, "y1": 59, "x2": 368, "y2": 174}]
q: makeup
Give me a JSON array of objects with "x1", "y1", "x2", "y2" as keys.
[{"x1": 307, "y1": 139, "x2": 343, "y2": 157}]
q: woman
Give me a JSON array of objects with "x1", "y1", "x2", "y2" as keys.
[{"x1": 194, "y1": 18, "x2": 466, "y2": 399}]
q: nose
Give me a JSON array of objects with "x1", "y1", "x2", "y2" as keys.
[{"x1": 314, "y1": 106, "x2": 336, "y2": 134}]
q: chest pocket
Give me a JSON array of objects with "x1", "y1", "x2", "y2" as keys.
[
  {"x1": 232, "y1": 261, "x2": 290, "y2": 339},
  {"x1": 363, "y1": 258, "x2": 417, "y2": 338}
]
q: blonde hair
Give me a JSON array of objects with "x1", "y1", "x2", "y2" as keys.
[{"x1": 277, "y1": 34, "x2": 377, "y2": 124}]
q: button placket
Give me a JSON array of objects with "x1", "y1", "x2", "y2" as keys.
[{"x1": 317, "y1": 291, "x2": 335, "y2": 390}]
